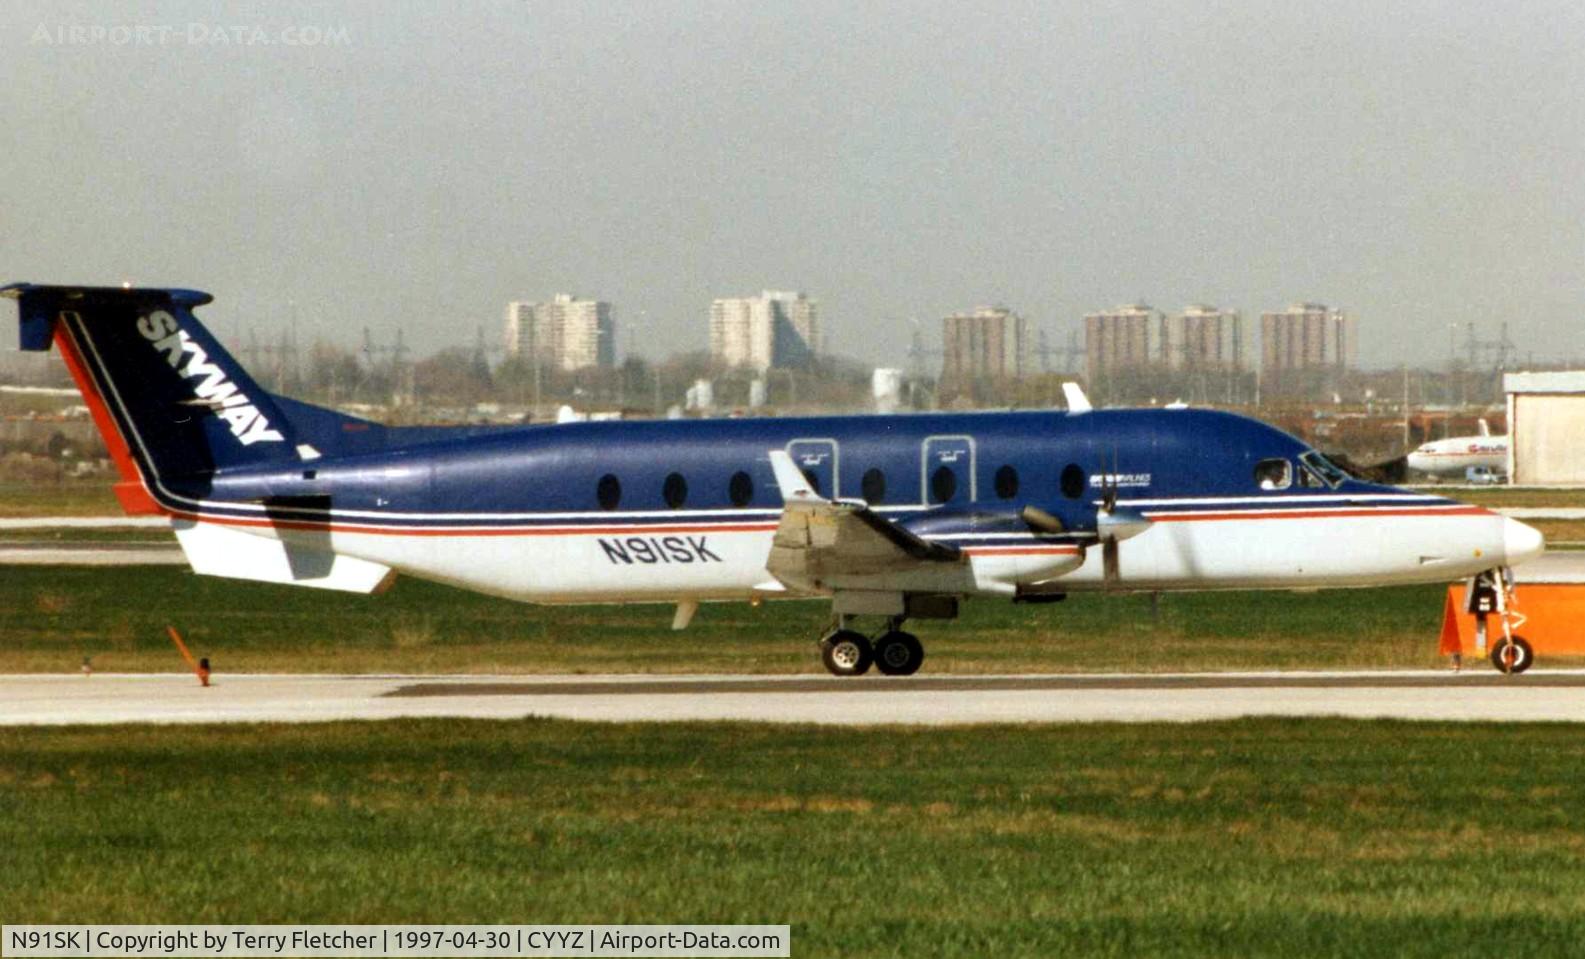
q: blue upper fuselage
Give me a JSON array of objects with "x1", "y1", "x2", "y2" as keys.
[{"x1": 186, "y1": 407, "x2": 1413, "y2": 531}]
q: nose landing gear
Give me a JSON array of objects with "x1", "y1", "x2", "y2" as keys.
[
  {"x1": 1466, "y1": 568, "x2": 1533, "y2": 674},
  {"x1": 1490, "y1": 635, "x2": 1534, "y2": 674}
]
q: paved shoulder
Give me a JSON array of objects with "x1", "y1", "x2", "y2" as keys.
[{"x1": 0, "y1": 671, "x2": 1582, "y2": 726}]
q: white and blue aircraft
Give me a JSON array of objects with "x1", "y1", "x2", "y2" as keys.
[
  {"x1": 4, "y1": 284, "x2": 1545, "y2": 676},
  {"x1": 1407, "y1": 419, "x2": 1510, "y2": 480}
]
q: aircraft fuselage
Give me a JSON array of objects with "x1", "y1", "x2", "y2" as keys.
[{"x1": 166, "y1": 408, "x2": 1538, "y2": 603}]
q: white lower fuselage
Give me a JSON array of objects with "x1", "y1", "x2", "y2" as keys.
[{"x1": 193, "y1": 494, "x2": 1534, "y2": 604}]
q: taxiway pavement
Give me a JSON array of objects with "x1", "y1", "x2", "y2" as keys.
[
  {"x1": 0, "y1": 670, "x2": 1581, "y2": 726},
  {"x1": 0, "y1": 541, "x2": 185, "y2": 565}
]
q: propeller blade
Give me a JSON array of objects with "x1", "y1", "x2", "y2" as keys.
[
  {"x1": 1102, "y1": 447, "x2": 1120, "y2": 512},
  {"x1": 1103, "y1": 538, "x2": 1120, "y2": 586}
]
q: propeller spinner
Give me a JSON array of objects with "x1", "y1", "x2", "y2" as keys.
[
  {"x1": 1094, "y1": 456, "x2": 1151, "y2": 587},
  {"x1": 1018, "y1": 459, "x2": 1152, "y2": 588}
]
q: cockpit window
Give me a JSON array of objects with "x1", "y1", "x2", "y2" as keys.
[
  {"x1": 1253, "y1": 458, "x2": 1292, "y2": 490},
  {"x1": 1299, "y1": 450, "x2": 1348, "y2": 489}
]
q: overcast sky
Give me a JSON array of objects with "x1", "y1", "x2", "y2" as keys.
[{"x1": 3, "y1": 0, "x2": 1582, "y2": 369}]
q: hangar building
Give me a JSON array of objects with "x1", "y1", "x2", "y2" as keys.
[{"x1": 1505, "y1": 371, "x2": 1585, "y2": 486}]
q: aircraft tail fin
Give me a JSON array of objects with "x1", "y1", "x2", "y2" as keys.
[
  {"x1": 769, "y1": 450, "x2": 827, "y2": 504},
  {"x1": 1062, "y1": 382, "x2": 1093, "y2": 413},
  {"x1": 1478, "y1": 418, "x2": 1491, "y2": 437},
  {"x1": 3, "y1": 283, "x2": 303, "y2": 513}
]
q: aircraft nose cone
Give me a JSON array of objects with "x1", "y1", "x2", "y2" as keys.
[{"x1": 1503, "y1": 517, "x2": 1545, "y2": 565}]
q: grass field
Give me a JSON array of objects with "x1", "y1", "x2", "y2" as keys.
[
  {"x1": 3, "y1": 718, "x2": 1585, "y2": 957},
  {"x1": 1422, "y1": 487, "x2": 1585, "y2": 508},
  {"x1": 0, "y1": 480, "x2": 119, "y2": 517},
  {"x1": 1532, "y1": 519, "x2": 1585, "y2": 545},
  {"x1": 0, "y1": 527, "x2": 171, "y2": 543},
  {"x1": 0, "y1": 564, "x2": 1461, "y2": 674}
]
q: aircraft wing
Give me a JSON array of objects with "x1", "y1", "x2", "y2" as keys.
[{"x1": 765, "y1": 451, "x2": 961, "y2": 592}]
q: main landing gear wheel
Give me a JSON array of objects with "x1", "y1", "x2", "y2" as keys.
[
  {"x1": 1491, "y1": 636, "x2": 1534, "y2": 675},
  {"x1": 821, "y1": 630, "x2": 873, "y2": 677},
  {"x1": 873, "y1": 631, "x2": 925, "y2": 676}
]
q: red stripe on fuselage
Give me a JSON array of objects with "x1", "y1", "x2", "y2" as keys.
[
  {"x1": 1146, "y1": 505, "x2": 1490, "y2": 522},
  {"x1": 961, "y1": 546, "x2": 1081, "y2": 556},
  {"x1": 167, "y1": 510, "x2": 780, "y2": 537},
  {"x1": 166, "y1": 503, "x2": 1487, "y2": 539}
]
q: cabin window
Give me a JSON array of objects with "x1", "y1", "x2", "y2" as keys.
[
  {"x1": 930, "y1": 465, "x2": 957, "y2": 504},
  {"x1": 596, "y1": 474, "x2": 622, "y2": 511},
  {"x1": 994, "y1": 465, "x2": 1019, "y2": 499},
  {"x1": 728, "y1": 471, "x2": 754, "y2": 507},
  {"x1": 861, "y1": 468, "x2": 887, "y2": 504},
  {"x1": 663, "y1": 472, "x2": 688, "y2": 509},
  {"x1": 1060, "y1": 464, "x2": 1086, "y2": 499},
  {"x1": 1253, "y1": 458, "x2": 1292, "y2": 490}
]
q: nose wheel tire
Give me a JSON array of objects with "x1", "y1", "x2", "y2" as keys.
[
  {"x1": 873, "y1": 631, "x2": 925, "y2": 676},
  {"x1": 820, "y1": 630, "x2": 873, "y2": 676},
  {"x1": 1491, "y1": 636, "x2": 1534, "y2": 674}
]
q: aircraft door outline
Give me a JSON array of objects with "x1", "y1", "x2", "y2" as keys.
[
  {"x1": 921, "y1": 434, "x2": 976, "y2": 506},
  {"x1": 786, "y1": 438, "x2": 840, "y2": 498}
]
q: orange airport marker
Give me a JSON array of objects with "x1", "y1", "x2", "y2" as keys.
[
  {"x1": 1439, "y1": 582, "x2": 1585, "y2": 673},
  {"x1": 165, "y1": 626, "x2": 210, "y2": 687}
]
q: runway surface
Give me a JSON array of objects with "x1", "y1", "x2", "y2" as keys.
[
  {"x1": 0, "y1": 517, "x2": 170, "y2": 529},
  {"x1": 0, "y1": 540, "x2": 184, "y2": 565},
  {"x1": 1512, "y1": 551, "x2": 1585, "y2": 582},
  {"x1": 2, "y1": 670, "x2": 1582, "y2": 726}
]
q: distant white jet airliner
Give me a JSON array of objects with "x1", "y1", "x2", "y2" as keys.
[{"x1": 1407, "y1": 419, "x2": 1509, "y2": 480}]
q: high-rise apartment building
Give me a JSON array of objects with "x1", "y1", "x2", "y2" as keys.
[
  {"x1": 1163, "y1": 305, "x2": 1246, "y2": 371},
  {"x1": 709, "y1": 298, "x2": 760, "y2": 370},
  {"x1": 503, "y1": 294, "x2": 615, "y2": 371},
  {"x1": 709, "y1": 290, "x2": 820, "y2": 371},
  {"x1": 940, "y1": 306, "x2": 1028, "y2": 388},
  {"x1": 1084, "y1": 303, "x2": 1164, "y2": 382},
  {"x1": 1260, "y1": 303, "x2": 1355, "y2": 374},
  {"x1": 504, "y1": 301, "x2": 539, "y2": 360}
]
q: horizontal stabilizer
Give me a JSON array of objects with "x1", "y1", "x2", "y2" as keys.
[{"x1": 172, "y1": 520, "x2": 395, "y2": 594}]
